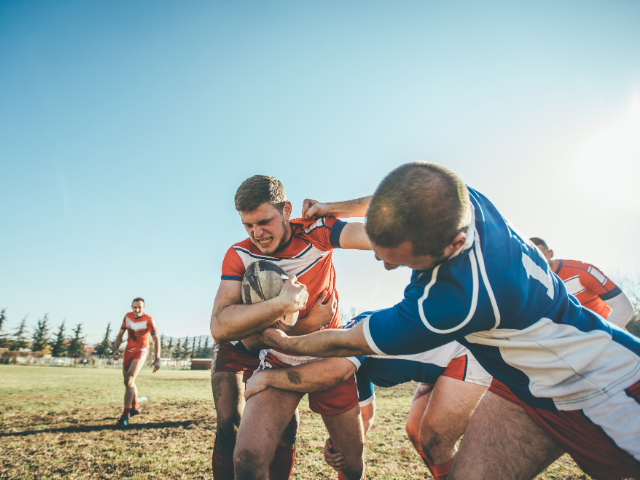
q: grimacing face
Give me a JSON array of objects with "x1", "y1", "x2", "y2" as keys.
[
  {"x1": 132, "y1": 301, "x2": 145, "y2": 318},
  {"x1": 239, "y1": 201, "x2": 292, "y2": 255}
]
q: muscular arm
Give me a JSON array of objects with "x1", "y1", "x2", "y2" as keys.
[
  {"x1": 339, "y1": 223, "x2": 371, "y2": 250},
  {"x1": 604, "y1": 292, "x2": 635, "y2": 328},
  {"x1": 303, "y1": 196, "x2": 371, "y2": 219},
  {"x1": 152, "y1": 333, "x2": 161, "y2": 360},
  {"x1": 210, "y1": 277, "x2": 306, "y2": 344},
  {"x1": 262, "y1": 321, "x2": 375, "y2": 357},
  {"x1": 247, "y1": 358, "x2": 356, "y2": 398}
]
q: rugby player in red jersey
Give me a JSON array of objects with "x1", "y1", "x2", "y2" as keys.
[
  {"x1": 210, "y1": 175, "x2": 370, "y2": 480},
  {"x1": 112, "y1": 297, "x2": 161, "y2": 427},
  {"x1": 530, "y1": 237, "x2": 634, "y2": 328}
]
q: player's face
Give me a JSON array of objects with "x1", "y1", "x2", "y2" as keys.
[
  {"x1": 370, "y1": 240, "x2": 443, "y2": 271},
  {"x1": 534, "y1": 244, "x2": 553, "y2": 266},
  {"x1": 240, "y1": 201, "x2": 292, "y2": 255},
  {"x1": 131, "y1": 301, "x2": 145, "y2": 318}
]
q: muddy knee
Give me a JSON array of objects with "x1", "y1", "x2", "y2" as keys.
[
  {"x1": 234, "y1": 445, "x2": 271, "y2": 479},
  {"x1": 215, "y1": 413, "x2": 241, "y2": 456}
]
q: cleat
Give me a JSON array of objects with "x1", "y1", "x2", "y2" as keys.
[
  {"x1": 116, "y1": 415, "x2": 129, "y2": 427},
  {"x1": 130, "y1": 408, "x2": 141, "y2": 417}
]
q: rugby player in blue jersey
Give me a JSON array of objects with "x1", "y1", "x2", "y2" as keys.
[
  {"x1": 261, "y1": 162, "x2": 640, "y2": 480},
  {"x1": 246, "y1": 312, "x2": 491, "y2": 480}
]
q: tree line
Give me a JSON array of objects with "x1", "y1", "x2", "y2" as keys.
[{"x1": 0, "y1": 309, "x2": 214, "y2": 359}]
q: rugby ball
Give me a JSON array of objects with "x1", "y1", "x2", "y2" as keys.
[{"x1": 241, "y1": 260, "x2": 299, "y2": 332}]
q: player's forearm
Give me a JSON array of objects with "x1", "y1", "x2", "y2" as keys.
[
  {"x1": 327, "y1": 196, "x2": 371, "y2": 218},
  {"x1": 259, "y1": 362, "x2": 348, "y2": 392},
  {"x1": 270, "y1": 329, "x2": 373, "y2": 357},
  {"x1": 212, "y1": 299, "x2": 288, "y2": 343},
  {"x1": 153, "y1": 336, "x2": 161, "y2": 359}
]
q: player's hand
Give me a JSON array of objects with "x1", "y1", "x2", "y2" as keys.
[
  {"x1": 323, "y1": 438, "x2": 346, "y2": 471},
  {"x1": 152, "y1": 358, "x2": 160, "y2": 373},
  {"x1": 112, "y1": 351, "x2": 119, "y2": 361},
  {"x1": 279, "y1": 275, "x2": 308, "y2": 313},
  {"x1": 259, "y1": 327, "x2": 289, "y2": 348},
  {"x1": 244, "y1": 368, "x2": 269, "y2": 400},
  {"x1": 302, "y1": 199, "x2": 333, "y2": 219},
  {"x1": 303, "y1": 290, "x2": 337, "y2": 330}
]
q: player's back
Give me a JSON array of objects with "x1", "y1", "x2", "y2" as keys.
[
  {"x1": 123, "y1": 312, "x2": 155, "y2": 349},
  {"x1": 554, "y1": 259, "x2": 620, "y2": 318}
]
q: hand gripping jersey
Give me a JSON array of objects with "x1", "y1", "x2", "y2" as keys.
[
  {"x1": 121, "y1": 312, "x2": 157, "y2": 349},
  {"x1": 554, "y1": 259, "x2": 621, "y2": 319},
  {"x1": 344, "y1": 313, "x2": 492, "y2": 406},
  {"x1": 362, "y1": 187, "x2": 640, "y2": 413},
  {"x1": 222, "y1": 216, "x2": 347, "y2": 359}
]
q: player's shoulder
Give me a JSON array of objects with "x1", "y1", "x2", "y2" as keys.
[
  {"x1": 290, "y1": 216, "x2": 338, "y2": 234},
  {"x1": 561, "y1": 259, "x2": 592, "y2": 271},
  {"x1": 229, "y1": 238, "x2": 256, "y2": 251}
]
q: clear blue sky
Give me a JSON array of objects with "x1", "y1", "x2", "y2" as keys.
[{"x1": 1, "y1": 1, "x2": 639, "y2": 343}]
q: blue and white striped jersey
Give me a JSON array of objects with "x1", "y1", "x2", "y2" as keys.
[{"x1": 362, "y1": 187, "x2": 640, "y2": 411}]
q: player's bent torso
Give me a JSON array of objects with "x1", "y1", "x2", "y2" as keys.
[
  {"x1": 221, "y1": 216, "x2": 345, "y2": 364},
  {"x1": 364, "y1": 187, "x2": 640, "y2": 412}
]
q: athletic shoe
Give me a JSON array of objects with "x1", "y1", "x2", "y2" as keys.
[
  {"x1": 116, "y1": 415, "x2": 129, "y2": 427},
  {"x1": 130, "y1": 408, "x2": 141, "y2": 417}
]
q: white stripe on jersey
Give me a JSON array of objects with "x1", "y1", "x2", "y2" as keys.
[
  {"x1": 233, "y1": 245, "x2": 330, "y2": 278},
  {"x1": 587, "y1": 266, "x2": 607, "y2": 285},
  {"x1": 564, "y1": 276, "x2": 586, "y2": 296},
  {"x1": 126, "y1": 318, "x2": 149, "y2": 331},
  {"x1": 465, "y1": 318, "x2": 640, "y2": 410},
  {"x1": 583, "y1": 388, "x2": 640, "y2": 461}
]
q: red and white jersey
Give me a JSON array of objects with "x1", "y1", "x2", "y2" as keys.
[
  {"x1": 121, "y1": 312, "x2": 157, "y2": 349},
  {"x1": 555, "y1": 259, "x2": 622, "y2": 319},
  {"x1": 222, "y1": 216, "x2": 347, "y2": 330}
]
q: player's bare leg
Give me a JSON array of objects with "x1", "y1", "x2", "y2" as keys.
[
  {"x1": 123, "y1": 358, "x2": 145, "y2": 408},
  {"x1": 421, "y1": 376, "x2": 487, "y2": 465},
  {"x1": 212, "y1": 371, "x2": 246, "y2": 456},
  {"x1": 322, "y1": 405, "x2": 365, "y2": 480},
  {"x1": 449, "y1": 391, "x2": 564, "y2": 480},
  {"x1": 234, "y1": 387, "x2": 304, "y2": 480},
  {"x1": 405, "y1": 383, "x2": 433, "y2": 453}
]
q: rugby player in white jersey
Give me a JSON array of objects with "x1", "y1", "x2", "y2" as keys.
[{"x1": 259, "y1": 162, "x2": 640, "y2": 480}]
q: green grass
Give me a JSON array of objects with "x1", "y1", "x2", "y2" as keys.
[{"x1": 0, "y1": 365, "x2": 591, "y2": 479}]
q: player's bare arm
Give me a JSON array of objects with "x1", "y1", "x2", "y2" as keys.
[
  {"x1": 210, "y1": 275, "x2": 308, "y2": 343},
  {"x1": 261, "y1": 321, "x2": 375, "y2": 357},
  {"x1": 302, "y1": 196, "x2": 371, "y2": 219},
  {"x1": 112, "y1": 324, "x2": 125, "y2": 359},
  {"x1": 244, "y1": 357, "x2": 356, "y2": 400},
  {"x1": 151, "y1": 333, "x2": 161, "y2": 372}
]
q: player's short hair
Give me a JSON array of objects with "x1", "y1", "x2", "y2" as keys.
[
  {"x1": 366, "y1": 162, "x2": 472, "y2": 258},
  {"x1": 132, "y1": 297, "x2": 145, "y2": 305},
  {"x1": 529, "y1": 237, "x2": 548, "y2": 250},
  {"x1": 235, "y1": 175, "x2": 287, "y2": 213}
]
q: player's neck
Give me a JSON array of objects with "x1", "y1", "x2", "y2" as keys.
[
  {"x1": 274, "y1": 224, "x2": 293, "y2": 253},
  {"x1": 549, "y1": 259, "x2": 560, "y2": 273}
]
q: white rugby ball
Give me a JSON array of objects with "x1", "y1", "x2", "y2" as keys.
[{"x1": 241, "y1": 260, "x2": 299, "y2": 331}]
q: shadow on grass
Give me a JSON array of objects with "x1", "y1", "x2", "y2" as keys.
[{"x1": 0, "y1": 420, "x2": 202, "y2": 437}]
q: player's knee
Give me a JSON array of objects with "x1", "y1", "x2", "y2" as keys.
[
  {"x1": 234, "y1": 445, "x2": 270, "y2": 479},
  {"x1": 405, "y1": 419, "x2": 420, "y2": 447},
  {"x1": 125, "y1": 376, "x2": 135, "y2": 388},
  {"x1": 419, "y1": 426, "x2": 445, "y2": 458}
]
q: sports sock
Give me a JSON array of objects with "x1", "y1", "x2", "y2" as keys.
[
  {"x1": 268, "y1": 445, "x2": 296, "y2": 480},
  {"x1": 132, "y1": 398, "x2": 139, "y2": 410},
  {"x1": 211, "y1": 447, "x2": 234, "y2": 480},
  {"x1": 428, "y1": 459, "x2": 452, "y2": 480},
  {"x1": 123, "y1": 407, "x2": 131, "y2": 417}
]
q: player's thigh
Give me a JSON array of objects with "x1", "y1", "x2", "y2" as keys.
[
  {"x1": 125, "y1": 358, "x2": 146, "y2": 384},
  {"x1": 406, "y1": 385, "x2": 432, "y2": 442},
  {"x1": 450, "y1": 391, "x2": 564, "y2": 480},
  {"x1": 322, "y1": 405, "x2": 364, "y2": 466},
  {"x1": 211, "y1": 371, "x2": 245, "y2": 422},
  {"x1": 422, "y1": 376, "x2": 487, "y2": 440},
  {"x1": 235, "y1": 388, "x2": 303, "y2": 462}
]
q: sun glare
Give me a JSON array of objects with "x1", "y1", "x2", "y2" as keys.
[{"x1": 575, "y1": 95, "x2": 640, "y2": 207}]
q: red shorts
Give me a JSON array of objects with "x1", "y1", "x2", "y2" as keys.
[
  {"x1": 123, "y1": 347, "x2": 148, "y2": 368},
  {"x1": 211, "y1": 342, "x2": 261, "y2": 379},
  {"x1": 263, "y1": 352, "x2": 359, "y2": 416},
  {"x1": 489, "y1": 378, "x2": 640, "y2": 478}
]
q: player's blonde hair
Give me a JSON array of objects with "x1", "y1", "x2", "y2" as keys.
[
  {"x1": 235, "y1": 175, "x2": 287, "y2": 213},
  {"x1": 366, "y1": 162, "x2": 472, "y2": 258}
]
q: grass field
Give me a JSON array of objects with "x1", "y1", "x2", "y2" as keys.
[{"x1": 0, "y1": 365, "x2": 591, "y2": 479}]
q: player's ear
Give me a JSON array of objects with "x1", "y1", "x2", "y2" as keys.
[
  {"x1": 549, "y1": 249, "x2": 554, "y2": 259},
  {"x1": 283, "y1": 201, "x2": 292, "y2": 220},
  {"x1": 449, "y1": 230, "x2": 467, "y2": 251}
]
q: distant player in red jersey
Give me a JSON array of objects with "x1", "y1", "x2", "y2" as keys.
[
  {"x1": 209, "y1": 175, "x2": 370, "y2": 480},
  {"x1": 530, "y1": 238, "x2": 634, "y2": 328},
  {"x1": 112, "y1": 297, "x2": 161, "y2": 427}
]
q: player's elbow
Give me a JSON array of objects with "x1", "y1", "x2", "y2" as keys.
[{"x1": 210, "y1": 319, "x2": 229, "y2": 344}]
